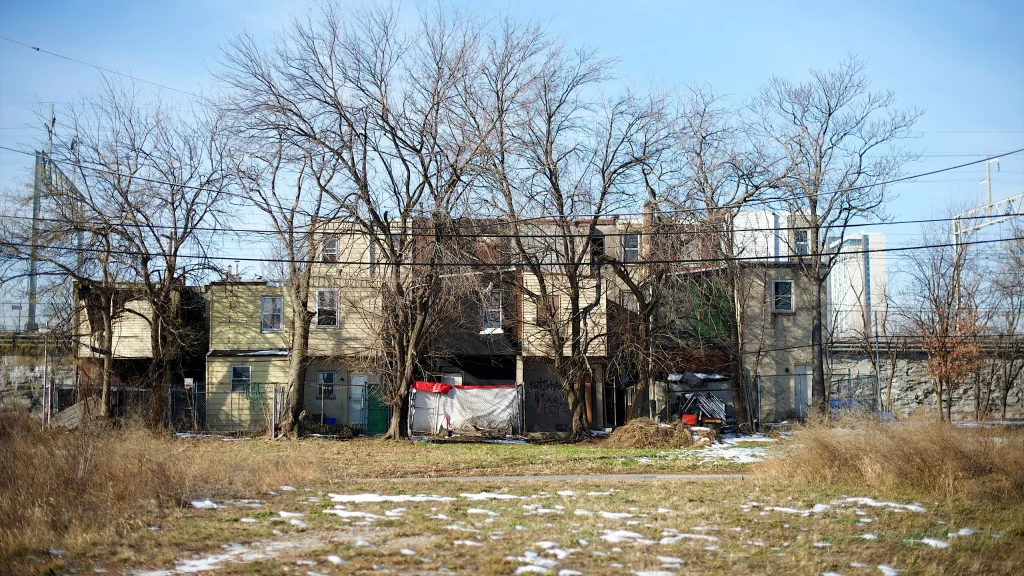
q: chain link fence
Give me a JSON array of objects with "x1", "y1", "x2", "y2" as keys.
[{"x1": 753, "y1": 372, "x2": 880, "y2": 426}]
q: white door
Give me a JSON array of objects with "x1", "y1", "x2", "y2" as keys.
[
  {"x1": 348, "y1": 374, "x2": 368, "y2": 428},
  {"x1": 794, "y1": 365, "x2": 811, "y2": 418}
]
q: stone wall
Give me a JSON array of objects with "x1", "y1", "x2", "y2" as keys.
[
  {"x1": 0, "y1": 352, "x2": 76, "y2": 414},
  {"x1": 830, "y1": 353, "x2": 1024, "y2": 421}
]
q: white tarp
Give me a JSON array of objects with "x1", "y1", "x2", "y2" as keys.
[{"x1": 411, "y1": 385, "x2": 520, "y2": 434}]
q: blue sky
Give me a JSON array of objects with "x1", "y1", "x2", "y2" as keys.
[{"x1": 0, "y1": 0, "x2": 1022, "y2": 318}]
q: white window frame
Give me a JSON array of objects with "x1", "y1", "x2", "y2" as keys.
[
  {"x1": 794, "y1": 229, "x2": 810, "y2": 256},
  {"x1": 316, "y1": 288, "x2": 340, "y2": 328},
  {"x1": 230, "y1": 365, "x2": 251, "y2": 393},
  {"x1": 316, "y1": 370, "x2": 336, "y2": 399},
  {"x1": 322, "y1": 234, "x2": 339, "y2": 263},
  {"x1": 772, "y1": 279, "x2": 795, "y2": 313},
  {"x1": 481, "y1": 289, "x2": 503, "y2": 334},
  {"x1": 260, "y1": 295, "x2": 283, "y2": 332},
  {"x1": 622, "y1": 233, "x2": 640, "y2": 263}
]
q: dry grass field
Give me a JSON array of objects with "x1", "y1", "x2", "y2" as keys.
[{"x1": 2, "y1": 412, "x2": 1022, "y2": 575}]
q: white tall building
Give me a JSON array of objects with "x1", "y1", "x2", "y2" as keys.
[
  {"x1": 826, "y1": 233, "x2": 887, "y2": 339},
  {"x1": 731, "y1": 211, "x2": 887, "y2": 339}
]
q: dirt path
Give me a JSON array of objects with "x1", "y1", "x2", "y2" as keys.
[{"x1": 379, "y1": 473, "x2": 748, "y2": 482}]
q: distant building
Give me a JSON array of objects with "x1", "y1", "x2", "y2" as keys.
[{"x1": 826, "y1": 232, "x2": 887, "y2": 339}]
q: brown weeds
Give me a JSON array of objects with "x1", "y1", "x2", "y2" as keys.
[
  {"x1": 603, "y1": 418, "x2": 694, "y2": 449},
  {"x1": 757, "y1": 416, "x2": 1024, "y2": 501}
]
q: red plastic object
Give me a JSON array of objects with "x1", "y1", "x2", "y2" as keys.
[{"x1": 682, "y1": 414, "x2": 697, "y2": 426}]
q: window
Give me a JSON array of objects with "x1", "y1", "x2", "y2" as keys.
[
  {"x1": 482, "y1": 289, "x2": 503, "y2": 333},
  {"x1": 230, "y1": 365, "x2": 251, "y2": 392},
  {"x1": 316, "y1": 289, "x2": 339, "y2": 327},
  {"x1": 620, "y1": 292, "x2": 639, "y2": 313},
  {"x1": 316, "y1": 371, "x2": 336, "y2": 399},
  {"x1": 772, "y1": 280, "x2": 794, "y2": 313},
  {"x1": 322, "y1": 235, "x2": 339, "y2": 263},
  {"x1": 622, "y1": 233, "x2": 640, "y2": 263},
  {"x1": 794, "y1": 230, "x2": 810, "y2": 256},
  {"x1": 260, "y1": 296, "x2": 283, "y2": 332},
  {"x1": 536, "y1": 295, "x2": 559, "y2": 328},
  {"x1": 589, "y1": 233, "x2": 605, "y2": 266}
]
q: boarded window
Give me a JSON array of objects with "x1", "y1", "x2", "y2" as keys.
[
  {"x1": 772, "y1": 280, "x2": 794, "y2": 313},
  {"x1": 536, "y1": 295, "x2": 559, "y2": 327},
  {"x1": 261, "y1": 296, "x2": 283, "y2": 332},
  {"x1": 231, "y1": 365, "x2": 251, "y2": 393},
  {"x1": 316, "y1": 289, "x2": 339, "y2": 327}
]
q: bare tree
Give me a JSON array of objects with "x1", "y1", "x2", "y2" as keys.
[
  {"x1": 672, "y1": 86, "x2": 785, "y2": 429},
  {"x1": 469, "y1": 19, "x2": 666, "y2": 437},
  {"x1": 990, "y1": 225, "x2": 1024, "y2": 419},
  {"x1": 903, "y1": 223, "x2": 983, "y2": 422},
  {"x1": 222, "y1": 2, "x2": 482, "y2": 438},
  {"x1": 752, "y1": 55, "x2": 920, "y2": 413}
]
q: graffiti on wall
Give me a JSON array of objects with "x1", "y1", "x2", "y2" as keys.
[{"x1": 525, "y1": 375, "x2": 571, "y2": 432}]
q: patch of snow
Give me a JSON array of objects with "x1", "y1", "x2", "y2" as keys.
[
  {"x1": 918, "y1": 538, "x2": 948, "y2": 549},
  {"x1": 535, "y1": 541, "x2": 559, "y2": 549},
  {"x1": 514, "y1": 567, "x2": 550, "y2": 575},
  {"x1": 948, "y1": 528, "x2": 978, "y2": 537},
  {"x1": 860, "y1": 534, "x2": 877, "y2": 540},
  {"x1": 632, "y1": 571, "x2": 674, "y2": 576},
  {"x1": 836, "y1": 497, "x2": 925, "y2": 513},
  {"x1": 574, "y1": 509, "x2": 593, "y2": 516},
  {"x1": 329, "y1": 493, "x2": 455, "y2": 503},
  {"x1": 399, "y1": 549, "x2": 416, "y2": 556},
  {"x1": 280, "y1": 486, "x2": 297, "y2": 491},
  {"x1": 659, "y1": 533, "x2": 719, "y2": 545},
  {"x1": 599, "y1": 511, "x2": 633, "y2": 519},
  {"x1": 557, "y1": 570, "x2": 584, "y2": 576},
  {"x1": 586, "y1": 490, "x2": 614, "y2": 496},
  {"x1": 658, "y1": 555, "x2": 683, "y2": 564},
  {"x1": 326, "y1": 555, "x2": 345, "y2": 565},
  {"x1": 813, "y1": 541, "x2": 832, "y2": 548},
  {"x1": 600, "y1": 530, "x2": 647, "y2": 544},
  {"x1": 467, "y1": 508, "x2": 498, "y2": 516},
  {"x1": 322, "y1": 509, "x2": 382, "y2": 519},
  {"x1": 289, "y1": 519, "x2": 307, "y2": 528},
  {"x1": 190, "y1": 499, "x2": 223, "y2": 509},
  {"x1": 278, "y1": 511, "x2": 304, "y2": 518},
  {"x1": 878, "y1": 566, "x2": 899, "y2": 576},
  {"x1": 462, "y1": 491, "x2": 523, "y2": 501},
  {"x1": 454, "y1": 540, "x2": 483, "y2": 547},
  {"x1": 557, "y1": 490, "x2": 576, "y2": 497}
]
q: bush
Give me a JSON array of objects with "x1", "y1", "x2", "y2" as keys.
[
  {"x1": 756, "y1": 416, "x2": 1024, "y2": 501},
  {"x1": 603, "y1": 418, "x2": 694, "y2": 449}
]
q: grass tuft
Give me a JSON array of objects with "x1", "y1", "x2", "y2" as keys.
[{"x1": 757, "y1": 416, "x2": 1024, "y2": 501}]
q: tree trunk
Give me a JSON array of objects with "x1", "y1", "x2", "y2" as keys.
[
  {"x1": 281, "y1": 299, "x2": 310, "y2": 438},
  {"x1": 99, "y1": 298, "x2": 113, "y2": 419},
  {"x1": 810, "y1": 280, "x2": 827, "y2": 414},
  {"x1": 566, "y1": 376, "x2": 589, "y2": 440},
  {"x1": 630, "y1": 318, "x2": 651, "y2": 419},
  {"x1": 729, "y1": 279, "x2": 752, "y2": 430},
  {"x1": 934, "y1": 379, "x2": 945, "y2": 422},
  {"x1": 384, "y1": 379, "x2": 410, "y2": 440}
]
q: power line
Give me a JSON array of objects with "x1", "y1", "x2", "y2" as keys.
[
  {"x1": 1, "y1": 232, "x2": 1021, "y2": 269},
  {"x1": 2, "y1": 206, "x2": 1022, "y2": 239},
  {"x1": 0, "y1": 35, "x2": 200, "y2": 98},
  {"x1": 2, "y1": 143, "x2": 1023, "y2": 238},
  {"x1": 2, "y1": 145, "x2": 1023, "y2": 228}
]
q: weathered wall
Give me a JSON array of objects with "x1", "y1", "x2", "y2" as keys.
[
  {"x1": 523, "y1": 359, "x2": 572, "y2": 433},
  {"x1": 830, "y1": 354, "x2": 1024, "y2": 421}
]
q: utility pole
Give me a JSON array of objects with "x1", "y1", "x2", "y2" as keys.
[
  {"x1": 27, "y1": 104, "x2": 55, "y2": 332},
  {"x1": 981, "y1": 158, "x2": 1000, "y2": 216}
]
